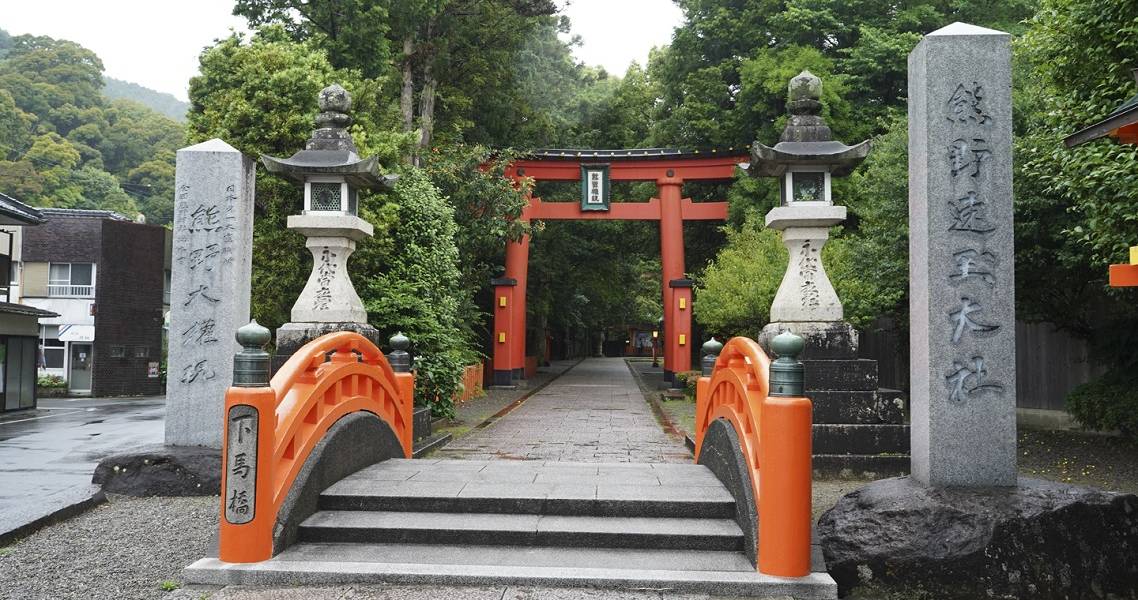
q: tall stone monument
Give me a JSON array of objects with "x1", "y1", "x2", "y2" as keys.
[
  {"x1": 166, "y1": 140, "x2": 255, "y2": 448},
  {"x1": 262, "y1": 84, "x2": 395, "y2": 369},
  {"x1": 908, "y1": 22, "x2": 1016, "y2": 486},
  {"x1": 749, "y1": 73, "x2": 909, "y2": 476}
]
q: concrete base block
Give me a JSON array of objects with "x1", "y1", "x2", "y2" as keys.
[
  {"x1": 810, "y1": 389, "x2": 905, "y2": 424},
  {"x1": 813, "y1": 423, "x2": 910, "y2": 455},
  {"x1": 492, "y1": 370, "x2": 513, "y2": 387},
  {"x1": 813, "y1": 454, "x2": 910, "y2": 479},
  {"x1": 183, "y1": 556, "x2": 838, "y2": 598}
]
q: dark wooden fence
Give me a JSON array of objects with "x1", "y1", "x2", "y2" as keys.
[{"x1": 859, "y1": 319, "x2": 1105, "y2": 411}]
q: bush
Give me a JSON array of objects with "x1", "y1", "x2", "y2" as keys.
[
  {"x1": 672, "y1": 370, "x2": 701, "y2": 401},
  {"x1": 1066, "y1": 370, "x2": 1138, "y2": 440},
  {"x1": 37, "y1": 374, "x2": 65, "y2": 388},
  {"x1": 362, "y1": 169, "x2": 476, "y2": 419}
]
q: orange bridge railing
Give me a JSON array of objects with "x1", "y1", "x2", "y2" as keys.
[
  {"x1": 694, "y1": 336, "x2": 813, "y2": 577},
  {"x1": 218, "y1": 330, "x2": 414, "y2": 563}
]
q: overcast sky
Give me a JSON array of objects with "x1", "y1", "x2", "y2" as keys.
[{"x1": 1, "y1": 0, "x2": 683, "y2": 102}]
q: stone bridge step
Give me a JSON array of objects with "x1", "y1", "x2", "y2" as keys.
[
  {"x1": 184, "y1": 542, "x2": 838, "y2": 598},
  {"x1": 299, "y1": 510, "x2": 745, "y2": 551},
  {"x1": 319, "y1": 459, "x2": 737, "y2": 518}
]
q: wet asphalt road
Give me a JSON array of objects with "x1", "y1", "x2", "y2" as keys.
[{"x1": 0, "y1": 396, "x2": 165, "y2": 540}]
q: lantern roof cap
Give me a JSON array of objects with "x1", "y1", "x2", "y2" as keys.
[
  {"x1": 261, "y1": 84, "x2": 395, "y2": 190},
  {"x1": 748, "y1": 139, "x2": 871, "y2": 177},
  {"x1": 749, "y1": 72, "x2": 870, "y2": 177}
]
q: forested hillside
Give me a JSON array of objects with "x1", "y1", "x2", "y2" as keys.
[
  {"x1": 103, "y1": 77, "x2": 189, "y2": 122},
  {"x1": 0, "y1": 28, "x2": 183, "y2": 223}
]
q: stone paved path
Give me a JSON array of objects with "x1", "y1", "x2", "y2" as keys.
[{"x1": 435, "y1": 358, "x2": 691, "y2": 463}]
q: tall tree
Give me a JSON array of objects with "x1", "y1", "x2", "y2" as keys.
[{"x1": 233, "y1": 0, "x2": 558, "y2": 162}]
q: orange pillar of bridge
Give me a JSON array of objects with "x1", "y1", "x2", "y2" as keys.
[
  {"x1": 658, "y1": 177, "x2": 688, "y2": 379},
  {"x1": 490, "y1": 277, "x2": 516, "y2": 386}
]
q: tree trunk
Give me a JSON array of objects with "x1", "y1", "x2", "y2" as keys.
[
  {"x1": 400, "y1": 36, "x2": 415, "y2": 134},
  {"x1": 415, "y1": 18, "x2": 438, "y2": 166},
  {"x1": 418, "y1": 66, "x2": 438, "y2": 157}
]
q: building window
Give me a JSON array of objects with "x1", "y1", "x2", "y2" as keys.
[
  {"x1": 48, "y1": 263, "x2": 95, "y2": 297},
  {"x1": 41, "y1": 339, "x2": 65, "y2": 369},
  {"x1": 133, "y1": 346, "x2": 149, "y2": 358},
  {"x1": 163, "y1": 270, "x2": 171, "y2": 305},
  {"x1": 110, "y1": 345, "x2": 126, "y2": 358}
]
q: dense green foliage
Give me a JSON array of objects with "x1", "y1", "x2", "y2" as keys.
[
  {"x1": 362, "y1": 169, "x2": 474, "y2": 416},
  {"x1": 1014, "y1": 0, "x2": 1138, "y2": 360},
  {"x1": 0, "y1": 29, "x2": 184, "y2": 221},
  {"x1": 694, "y1": 215, "x2": 786, "y2": 337},
  {"x1": 686, "y1": 2, "x2": 1036, "y2": 337}
]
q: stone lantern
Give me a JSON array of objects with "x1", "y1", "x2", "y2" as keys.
[
  {"x1": 749, "y1": 71, "x2": 870, "y2": 355},
  {"x1": 261, "y1": 84, "x2": 397, "y2": 366}
]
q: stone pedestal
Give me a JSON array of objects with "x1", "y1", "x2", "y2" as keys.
[
  {"x1": 766, "y1": 205, "x2": 845, "y2": 324},
  {"x1": 272, "y1": 322, "x2": 383, "y2": 375},
  {"x1": 760, "y1": 201, "x2": 910, "y2": 476},
  {"x1": 760, "y1": 321, "x2": 909, "y2": 478},
  {"x1": 759, "y1": 321, "x2": 858, "y2": 360}
]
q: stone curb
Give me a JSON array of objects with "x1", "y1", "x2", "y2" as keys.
[{"x1": 0, "y1": 485, "x2": 106, "y2": 546}]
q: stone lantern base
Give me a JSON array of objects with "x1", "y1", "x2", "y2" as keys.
[
  {"x1": 272, "y1": 322, "x2": 384, "y2": 375},
  {"x1": 760, "y1": 320, "x2": 909, "y2": 478},
  {"x1": 758, "y1": 320, "x2": 858, "y2": 360}
]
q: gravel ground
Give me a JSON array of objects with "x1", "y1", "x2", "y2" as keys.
[
  {"x1": 0, "y1": 495, "x2": 217, "y2": 600},
  {"x1": 1019, "y1": 428, "x2": 1138, "y2": 494}
]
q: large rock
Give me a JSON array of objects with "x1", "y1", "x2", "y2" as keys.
[
  {"x1": 817, "y1": 477, "x2": 1138, "y2": 599},
  {"x1": 93, "y1": 445, "x2": 220, "y2": 496}
]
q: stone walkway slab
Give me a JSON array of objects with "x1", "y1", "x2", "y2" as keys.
[{"x1": 434, "y1": 358, "x2": 690, "y2": 463}]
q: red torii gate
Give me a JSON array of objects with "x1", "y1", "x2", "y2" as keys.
[{"x1": 491, "y1": 148, "x2": 750, "y2": 386}]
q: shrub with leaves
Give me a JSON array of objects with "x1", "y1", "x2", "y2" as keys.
[
  {"x1": 362, "y1": 168, "x2": 476, "y2": 418},
  {"x1": 1067, "y1": 370, "x2": 1138, "y2": 441}
]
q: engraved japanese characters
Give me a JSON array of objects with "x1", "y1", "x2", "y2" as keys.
[
  {"x1": 165, "y1": 139, "x2": 255, "y2": 449},
  {"x1": 908, "y1": 23, "x2": 1017, "y2": 487}
]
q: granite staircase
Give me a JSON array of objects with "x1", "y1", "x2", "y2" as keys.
[{"x1": 186, "y1": 458, "x2": 837, "y2": 597}]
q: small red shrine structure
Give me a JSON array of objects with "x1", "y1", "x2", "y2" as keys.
[{"x1": 491, "y1": 148, "x2": 749, "y2": 386}]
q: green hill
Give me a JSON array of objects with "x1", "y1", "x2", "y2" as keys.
[{"x1": 103, "y1": 77, "x2": 189, "y2": 122}]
